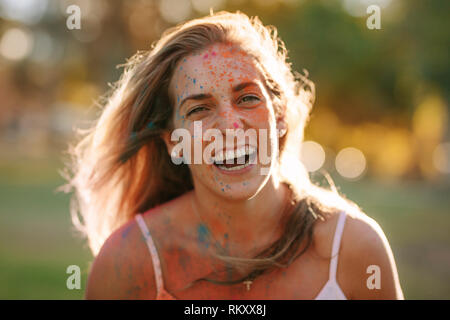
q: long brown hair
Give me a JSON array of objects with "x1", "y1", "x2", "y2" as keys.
[{"x1": 61, "y1": 11, "x2": 363, "y2": 286}]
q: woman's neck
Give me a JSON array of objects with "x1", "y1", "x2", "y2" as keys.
[{"x1": 190, "y1": 177, "x2": 291, "y2": 258}]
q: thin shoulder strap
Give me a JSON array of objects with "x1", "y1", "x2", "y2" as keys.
[
  {"x1": 328, "y1": 210, "x2": 347, "y2": 281},
  {"x1": 135, "y1": 213, "x2": 164, "y2": 294}
]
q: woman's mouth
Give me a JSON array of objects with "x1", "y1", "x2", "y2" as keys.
[{"x1": 212, "y1": 145, "x2": 257, "y2": 172}]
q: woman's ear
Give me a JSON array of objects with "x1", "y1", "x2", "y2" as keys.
[
  {"x1": 161, "y1": 130, "x2": 177, "y2": 156},
  {"x1": 276, "y1": 118, "x2": 287, "y2": 138},
  {"x1": 161, "y1": 130, "x2": 184, "y2": 162}
]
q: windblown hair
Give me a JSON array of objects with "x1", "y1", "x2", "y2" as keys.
[{"x1": 61, "y1": 11, "x2": 362, "y2": 286}]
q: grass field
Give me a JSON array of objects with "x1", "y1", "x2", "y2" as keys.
[{"x1": 1, "y1": 157, "x2": 449, "y2": 299}]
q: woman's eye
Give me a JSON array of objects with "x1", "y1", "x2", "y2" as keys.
[
  {"x1": 187, "y1": 106, "x2": 208, "y2": 117},
  {"x1": 239, "y1": 95, "x2": 260, "y2": 104}
]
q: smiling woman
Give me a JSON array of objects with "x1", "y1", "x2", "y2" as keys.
[{"x1": 63, "y1": 11, "x2": 404, "y2": 300}]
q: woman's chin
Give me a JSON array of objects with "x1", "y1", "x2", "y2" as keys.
[
  {"x1": 211, "y1": 171, "x2": 270, "y2": 201},
  {"x1": 212, "y1": 184, "x2": 259, "y2": 201}
]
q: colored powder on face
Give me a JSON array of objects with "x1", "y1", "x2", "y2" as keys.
[
  {"x1": 147, "y1": 121, "x2": 154, "y2": 129},
  {"x1": 233, "y1": 122, "x2": 239, "y2": 128},
  {"x1": 203, "y1": 53, "x2": 209, "y2": 59},
  {"x1": 193, "y1": 78, "x2": 196, "y2": 85},
  {"x1": 175, "y1": 108, "x2": 183, "y2": 120},
  {"x1": 200, "y1": 85, "x2": 203, "y2": 89}
]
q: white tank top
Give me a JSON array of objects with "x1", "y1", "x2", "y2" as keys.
[{"x1": 314, "y1": 210, "x2": 347, "y2": 300}]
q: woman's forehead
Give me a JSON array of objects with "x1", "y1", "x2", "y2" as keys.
[{"x1": 170, "y1": 43, "x2": 262, "y2": 95}]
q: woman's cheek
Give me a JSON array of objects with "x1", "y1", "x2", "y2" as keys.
[{"x1": 242, "y1": 106, "x2": 271, "y2": 127}]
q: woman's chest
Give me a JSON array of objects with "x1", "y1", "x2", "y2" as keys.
[{"x1": 151, "y1": 244, "x2": 332, "y2": 300}]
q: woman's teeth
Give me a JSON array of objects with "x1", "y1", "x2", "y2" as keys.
[
  {"x1": 213, "y1": 145, "x2": 257, "y2": 163},
  {"x1": 213, "y1": 145, "x2": 257, "y2": 171}
]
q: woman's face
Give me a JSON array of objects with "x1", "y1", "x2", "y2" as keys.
[{"x1": 166, "y1": 42, "x2": 280, "y2": 200}]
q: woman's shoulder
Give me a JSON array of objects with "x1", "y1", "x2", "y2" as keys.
[
  {"x1": 85, "y1": 214, "x2": 157, "y2": 299},
  {"x1": 85, "y1": 193, "x2": 192, "y2": 299},
  {"x1": 312, "y1": 207, "x2": 385, "y2": 256},
  {"x1": 313, "y1": 207, "x2": 403, "y2": 299}
]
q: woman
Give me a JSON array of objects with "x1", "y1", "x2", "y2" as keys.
[{"x1": 65, "y1": 11, "x2": 404, "y2": 299}]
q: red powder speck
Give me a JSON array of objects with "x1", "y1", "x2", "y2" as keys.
[
  {"x1": 203, "y1": 53, "x2": 209, "y2": 59},
  {"x1": 212, "y1": 51, "x2": 216, "y2": 56},
  {"x1": 233, "y1": 122, "x2": 239, "y2": 128}
]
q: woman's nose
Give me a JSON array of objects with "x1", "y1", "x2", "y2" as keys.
[{"x1": 212, "y1": 102, "x2": 244, "y2": 133}]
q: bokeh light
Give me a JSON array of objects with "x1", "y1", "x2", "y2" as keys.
[
  {"x1": 0, "y1": 28, "x2": 33, "y2": 61},
  {"x1": 0, "y1": 0, "x2": 48, "y2": 25},
  {"x1": 301, "y1": 140, "x2": 326, "y2": 172},
  {"x1": 433, "y1": 142, "x2": 450, "y2": 174},
  {"x1": 29, "y1": 30, "x2": 58, "y2": 65},
  {"x1": 372, "y1": 128, "x2": 414, "y2": 178},
  {"x1": 412, "y1": 94, "x2": 448, "y2": 142},
  {"x1": 159, "y1": 0, "x2": 192, "y2": 23},
  {"x1": 335, "y1": 147, "x2": 367, "y2": 180}
]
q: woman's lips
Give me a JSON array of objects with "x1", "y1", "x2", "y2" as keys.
[
  {"x1": 213, "y1": 161, "x2": 256, "y2": 175},
  {"x1": 212, "y1": 150, "x2": 258, "y2": 175}
]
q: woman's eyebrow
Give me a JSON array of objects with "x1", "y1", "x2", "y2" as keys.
[
  {"x1": 178, "y1": 93, "x2": 212, "y2": 110},
  {"x1": 232, "y1": 81, "x2": 259, "y2": 92}
]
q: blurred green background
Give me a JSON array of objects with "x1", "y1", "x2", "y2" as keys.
[{"x1": 0, "y1": 0, "x2": 449, "y2": 299}]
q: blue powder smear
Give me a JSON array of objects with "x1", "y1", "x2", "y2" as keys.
[{"x1": 197, "y1": 224, "x2": 210, "y2": 248}]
